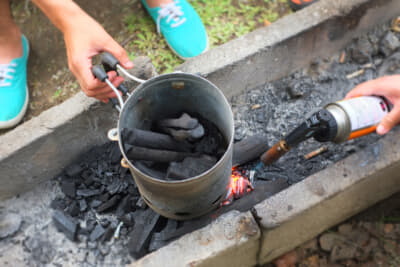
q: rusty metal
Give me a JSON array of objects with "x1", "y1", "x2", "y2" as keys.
[
  {"x1": 116, "y1": 73, "x2": 234, "y2": 220},
  {"x1": 260, "y1": 140, "x2": 290, "y2": 165}
]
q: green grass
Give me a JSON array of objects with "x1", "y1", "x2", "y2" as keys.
[{"x1": 124, "y1": 0, "x2": 291, "y2": 74}]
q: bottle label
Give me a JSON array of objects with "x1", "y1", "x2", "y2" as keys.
[{"x1": 337, "y1": 96, "x2": 389, "y2": 131}]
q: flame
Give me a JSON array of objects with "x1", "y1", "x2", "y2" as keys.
[{"x1": 221, "y1": 167, "x2": 254, "y2": 206}]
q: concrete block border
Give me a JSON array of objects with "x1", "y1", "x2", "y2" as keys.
[{"x1": 1, "y1": 0, "x2": 400, "y2": 265}]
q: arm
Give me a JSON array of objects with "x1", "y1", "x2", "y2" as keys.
[
  {"x1": 345, "y1": 75, "x2": 400, "y2": 135},
  {"x1": 31, "y1": 0, "x2": 133, "y2": 102}
]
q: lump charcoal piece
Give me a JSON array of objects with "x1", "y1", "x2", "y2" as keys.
[
  {"x1": 158, "y1": 113, "x2": 198, "y2": 129},
  {"x1": 50, "y1": 197, "x2": 66, "y2": 210},
  {"x1": 101, "y1": 225, "x2": 115, "y2": 243},
  {"x1": 349, "y1": 36, "x2": 376, "y2": 64},
  {"x1": 97, "y1": 195, "x2": 121, "y2": 213},
  {"x1": 90, "y1": 200, "x2": 103, "y2": 208},
  {"x1": 166, "y1": 156, "x2": 217, "y2": 180},
  {"x1": 61, "y1": 180, "x2": 76, "y2": 198},
  {"x1": 79, "y1": 199, "x2": 88, "y2": 212},
  {"x1": 109, "y1": 144, "x2": 122, "y2": 164},
  {"x1": 107, "y1": 178, "x2": 121, "y2": 195},
  {"x1": 232, "y1": 134, "x2": 269, "y2": 167},
  {"x1": 67, "y1": 201, "x2": 80, "y2": 217},
  {"x1": 136, "y1": 197, "x2": 147, "y2": 210},
  {"x1": 52, "y1": 210, "x2": 79, "y2": 241},
  {"x1": 380, "y1": 31, "x2": 400, "y2": 57},
  {"x1": 116, "y1": 195, "x2": 134, "y2": 217},
  {"x1": 128, "y1": 209, "x2": 160, "y2": 258},
  {"x1": 76, "y1": 189, "x2": 101, "y2": 198},
  {"x1": 65, "y1": 163, "x2": 83, "y2": 177},
  {"x1": 89, "y1": 224, "x2": 106, "y2": 242},
  {"x1": 121, "y1": 213, "x2": 135, "y2": 227}
]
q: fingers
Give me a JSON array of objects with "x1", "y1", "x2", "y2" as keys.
[
  {"x1": 377, "y1": 106, "x2": 400, "y2": 135},
  {"x1": 103, "y1": 40, "x2": 134, "y2": 69},
  {"x1": 346, "y1": 75, "x2": 400, "y2": 99}
]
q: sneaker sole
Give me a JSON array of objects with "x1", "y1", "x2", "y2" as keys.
[
  {"x1": 0, "y1": 86, "x2": 29, "y2": 129},
  {"x1": 166, "y1": 34, "x2": 210, "y2": 61}
]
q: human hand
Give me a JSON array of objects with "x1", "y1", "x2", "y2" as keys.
[
  {"x1": 63, "y1": 14, "x2": 133, "y2": 103},
  {"x1": 345, "y1": 75, "x2": 400, "y2": 135}
]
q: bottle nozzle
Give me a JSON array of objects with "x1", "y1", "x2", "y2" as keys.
[{"x1": 260, "y1": 140, "x2": 290, "y2": 165}]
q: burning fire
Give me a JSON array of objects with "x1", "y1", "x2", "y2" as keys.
[{"x1": 221, "y1": 168, "x2": 254, "y2": 206}]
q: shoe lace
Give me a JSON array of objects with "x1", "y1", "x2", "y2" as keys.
[
  {"x1": 156, "y1": 1, "x2": 186, "y2": 34},
  {"x1": 0, "y1": 63, "x2": 16, "y2": 87}
]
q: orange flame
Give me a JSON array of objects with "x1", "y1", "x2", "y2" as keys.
[{"x1": 221, "y1": 167, "x2": 254, "y2": 206}]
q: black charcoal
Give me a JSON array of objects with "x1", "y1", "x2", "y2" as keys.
[
  {"x1": 166, "y1": 156, "x2": 216, "y2": 180},
  {"x1": 79, "y1": 199, "x2": 88, "y2": 212},
  {"x1": 76, "y1": 189, "x2": 101, "y2": 198},
  {"x1": 128, "y1": 209, "x2": 160, "y2": 258},
  {"x1": 90, "y1": 200, "x2": 103, "y2": 208},
  {"x1": 90, "y1": 224, "x2": 106, "y2": 242},
  {"x1": 136, "y1": 197, "x2": 147, "y2": 209},
  {"x1": 61, "y1": 181, "x2": 76, "y2": 198},
  {"x1": 52, "y1": 210, "x2": 79, "y2": 241},
  {"x1": 97, "y1": 195, "x2": 121, "y2": 213}
]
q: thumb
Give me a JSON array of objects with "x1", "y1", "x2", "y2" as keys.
[
  {"x1": 377, "y1": 107, "x2": 400, "y2": 135},
  {"x1": 104, "y1": 41, "x2": 134, "y2": 69}
]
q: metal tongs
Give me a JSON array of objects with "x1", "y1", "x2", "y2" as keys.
[{"x1": 91, "y1": 52, "x2": 146, "y2": 111}]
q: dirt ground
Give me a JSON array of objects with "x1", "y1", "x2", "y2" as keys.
[
  {"x1": 264, "y1": 193, "x2": 400, "y2": 267},
  {"x1": 6, "y1": 0, "x2": 290, "y2": 128}
]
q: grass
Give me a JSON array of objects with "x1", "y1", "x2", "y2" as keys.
[{"x1": 124, "y1": 0, "x2": 291, "y2": 73}]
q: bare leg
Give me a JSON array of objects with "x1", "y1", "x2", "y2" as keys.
[
  {"x1": 0, "y1": 0, "x2": 22, "y2": 64},
  {"x1": 146, "y1": 0, "x2": 173, "y2": 8}
]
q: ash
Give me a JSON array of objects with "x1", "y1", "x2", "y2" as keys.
[
  {"x1": 1, "y1": 21, "x2": 400, "y2": 267},
  {"x1": 232, "y1": 23, "x2": 400, "y2": 184}
]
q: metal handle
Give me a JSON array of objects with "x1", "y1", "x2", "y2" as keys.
[
  {"x1": 101, "y1": 52, "x2": 146, "y2": 84},
  {"x1": 91, "y1": 65, "x2": 125, "y2": 110}
]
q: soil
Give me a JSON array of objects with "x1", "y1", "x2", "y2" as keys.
[
  {"x1": 9, "y1": 0, "x2": 135, "y2": 123},
  {"x1": 2, "y1": 0, "x2": 291, "y2": 135}
]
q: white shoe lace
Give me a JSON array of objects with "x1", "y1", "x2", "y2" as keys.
[
  {"x1": 156, "y1": 1, "x2": 186, "y2": 34},
  {"x1": 0, "y1": 63, "x2": 16, "y2": 87}
]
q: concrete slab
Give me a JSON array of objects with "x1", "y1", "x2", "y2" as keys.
[
  {"x1": 178, "y1": 0, "x2": 400, "y2": 99},
  {"x1": 129, "y1": 210, "x2": 260, "y2": 267},
  {"x1": 255, "y1": 127, "x2": 400, "y2": 264}
]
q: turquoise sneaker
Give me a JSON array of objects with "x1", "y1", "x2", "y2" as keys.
[
  {"x1": 0, "y1": 35, "x2": 29, "y2": 129},
  {"x1": 142, "y1": 0, "x2": 209, "y2": 59}
]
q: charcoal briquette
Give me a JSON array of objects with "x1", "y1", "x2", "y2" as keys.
[
  {"x1": 52, "y1": 210, "x2": 79, "y2": 241},
  {"x1": 101, "y1": 225, "x2": 115, "y2": 243}
]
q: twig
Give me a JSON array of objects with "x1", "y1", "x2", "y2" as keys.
[
  {"x1": 304, "y1": 146, "x2": 328, "y2": 160},
  {"x1": 346, "y1": 69, "x2": 365, "y2": 79}
]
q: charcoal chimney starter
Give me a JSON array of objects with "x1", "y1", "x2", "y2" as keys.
[{"x1": 117, "y1": 73, "x2": 234, "y2": 220}]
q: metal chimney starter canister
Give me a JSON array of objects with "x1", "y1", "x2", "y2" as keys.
[{"x1": 117, "y1": 73, "x2": 234, "y2": 220}]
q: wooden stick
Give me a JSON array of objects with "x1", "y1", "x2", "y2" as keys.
[{"x1": 304, "y1": 146, "x2": 328, "y2": 160}]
